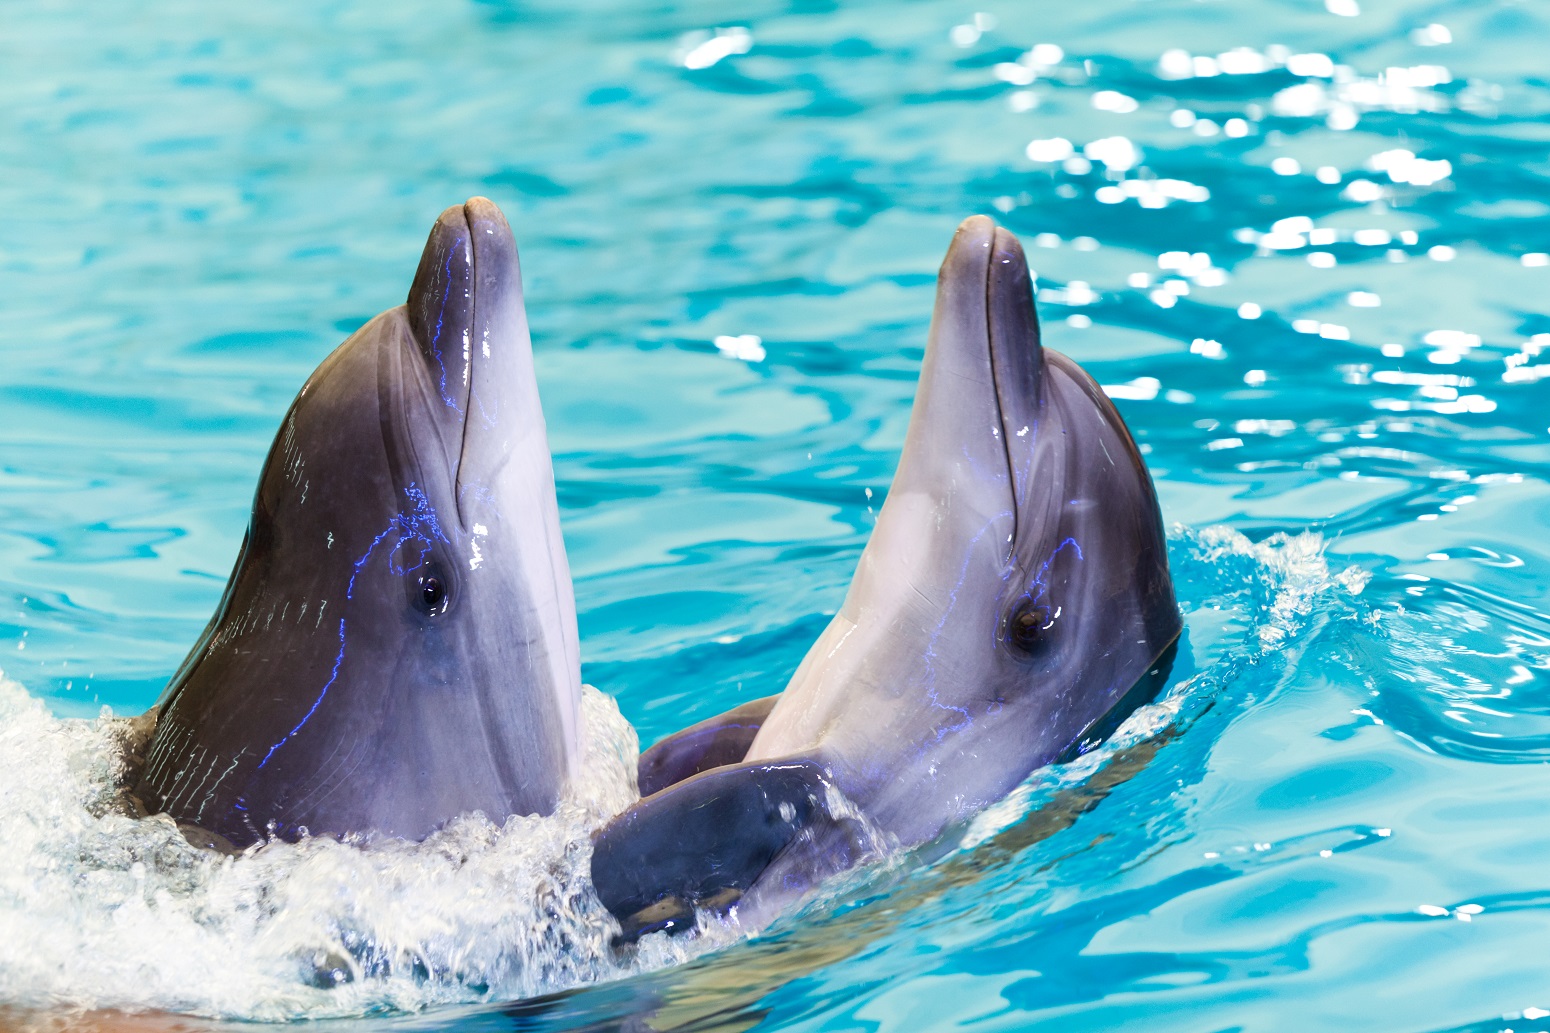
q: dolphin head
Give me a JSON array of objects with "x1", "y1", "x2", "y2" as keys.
[
  {"x1": 135, "y1": 198, "x2": 581, "y2": 846},
  {"x1": 589, "y1": 216, "x2": 1179, "y2": 936},
  {"x1": 750, "y1": 215, "x2": 1179, "y2": 839}
]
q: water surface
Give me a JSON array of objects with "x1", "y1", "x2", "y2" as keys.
[{"x1": 2, "y1": 0, "x2": 1549, "y2": 1028}]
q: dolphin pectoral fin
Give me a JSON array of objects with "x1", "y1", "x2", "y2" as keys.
[
  {"x1": 637, "y1": 695, "x2": 781, "y2": 797},
  {"x1": 591, "y1": 760, "x2": 837, "y2": 942}
]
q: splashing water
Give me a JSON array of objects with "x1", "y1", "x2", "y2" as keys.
[{"x1": 0, "y1": 686, "x2": 708, "y2": 1020}]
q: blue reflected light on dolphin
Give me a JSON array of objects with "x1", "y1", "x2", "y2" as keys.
[
  {"x1": 590, "y1": 216, "x2": 1182, "y2": 939},
  {"x1": 133, "y1": 198, "x2": 582, "y2": 848}
]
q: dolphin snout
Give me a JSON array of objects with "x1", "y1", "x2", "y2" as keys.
[
  {"x1": 941, "y1": 214, "x2": 997, "y2": 284},
  {"x1": 937, "y1": 216, "x2": 1035, "y2": 335},
  {"x1": 461, "y1": 196, "x2": 519, "y2": 316},
  {"x1": 399, "y1": 196, "x2": 541, "y2": 528},
  {"x1": 404, "y1": 196, "x2": 520, "y2": 375}
]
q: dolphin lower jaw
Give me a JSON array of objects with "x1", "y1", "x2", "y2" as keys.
[
  {"x1": 475, "y1": 532, "x2": 582, "y2": 789},
  {"x1": 437, "y1": 199, "x2": 583, "y2": 775}
]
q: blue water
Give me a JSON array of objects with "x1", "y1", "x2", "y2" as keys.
[{"x1": 3, "y1": 0, "x2": 1550, "y2": 1028}]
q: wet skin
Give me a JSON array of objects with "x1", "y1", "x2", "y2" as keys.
[
  {"x1": 134, "y1": 198, "x2": 581, "y2": 847},
  {"x1": 592, "y1": 216, "x2": 1182, "y2": 938}
]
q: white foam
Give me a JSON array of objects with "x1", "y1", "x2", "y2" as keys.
[{"x1": 0, "y1": 683, "x2": 685, "y2": 1020}]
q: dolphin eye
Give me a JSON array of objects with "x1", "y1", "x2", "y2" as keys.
[
  {"x1": 408, "y1": 561, "x2": 453, "y2": 617},
  {"x1": 421, "y1": 577, "x2": 446, "y2": 612},
  {"x1": 1006, "y1": 603, "x2": 1054, "y2": 654}
]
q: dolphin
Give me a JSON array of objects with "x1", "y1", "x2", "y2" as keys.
[
  {"x1": 590, "y1": 216, "x2": 1181, "y2": 938},
  {"x1": 132, "y1": 197, "x2": 581, "y2": 848}
]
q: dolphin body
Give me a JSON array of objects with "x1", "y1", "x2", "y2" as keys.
[
  {"x1": 591, "y1": 217, "x2": 1181, "y2": 938},
  {"x1": 133, "y1": 198, "x2": 581, "y2": 848}
]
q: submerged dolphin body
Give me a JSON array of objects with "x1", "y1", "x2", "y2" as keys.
[
  {"x1": 591, "y1": 217, "x2": 1181, "y2": 937},
  {"x1": 134, "y1": 198, "x2": 581, "y2": 847}
]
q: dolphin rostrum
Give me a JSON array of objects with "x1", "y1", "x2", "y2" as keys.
[
  {"x1": 133, "y1": 197, "x2": 581, "y2": 848},
  {"x1": 590, "y1": 216, "x2": 1181, "y2": 938}
]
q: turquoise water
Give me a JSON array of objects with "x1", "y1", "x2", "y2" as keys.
[{"x1": 3, "y1": 0, "x2": 1550, "y2": 1028}]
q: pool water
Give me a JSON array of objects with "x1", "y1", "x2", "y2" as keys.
[{"x1": 3, "y1": 0, "x2": 1549, "y2": 1028}]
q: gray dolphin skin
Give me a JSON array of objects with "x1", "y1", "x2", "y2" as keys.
[
  {"x1": 591, "y1": 216, "x2": 1181, "y2": 938},
  {"x1": 133, "y1": 197, "x2": 581, "y2": 848}
]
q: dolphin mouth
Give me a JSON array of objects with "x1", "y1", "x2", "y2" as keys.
[
  {"x1": 401, "y1": 196, "x2": 533, "y2": 531},
  {"x1": 927, "y1": 215, "x2": 1043, "y2": 554},
  {"x1": 972, "y1": 219, "x2": 1045, "y2": 552}
]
